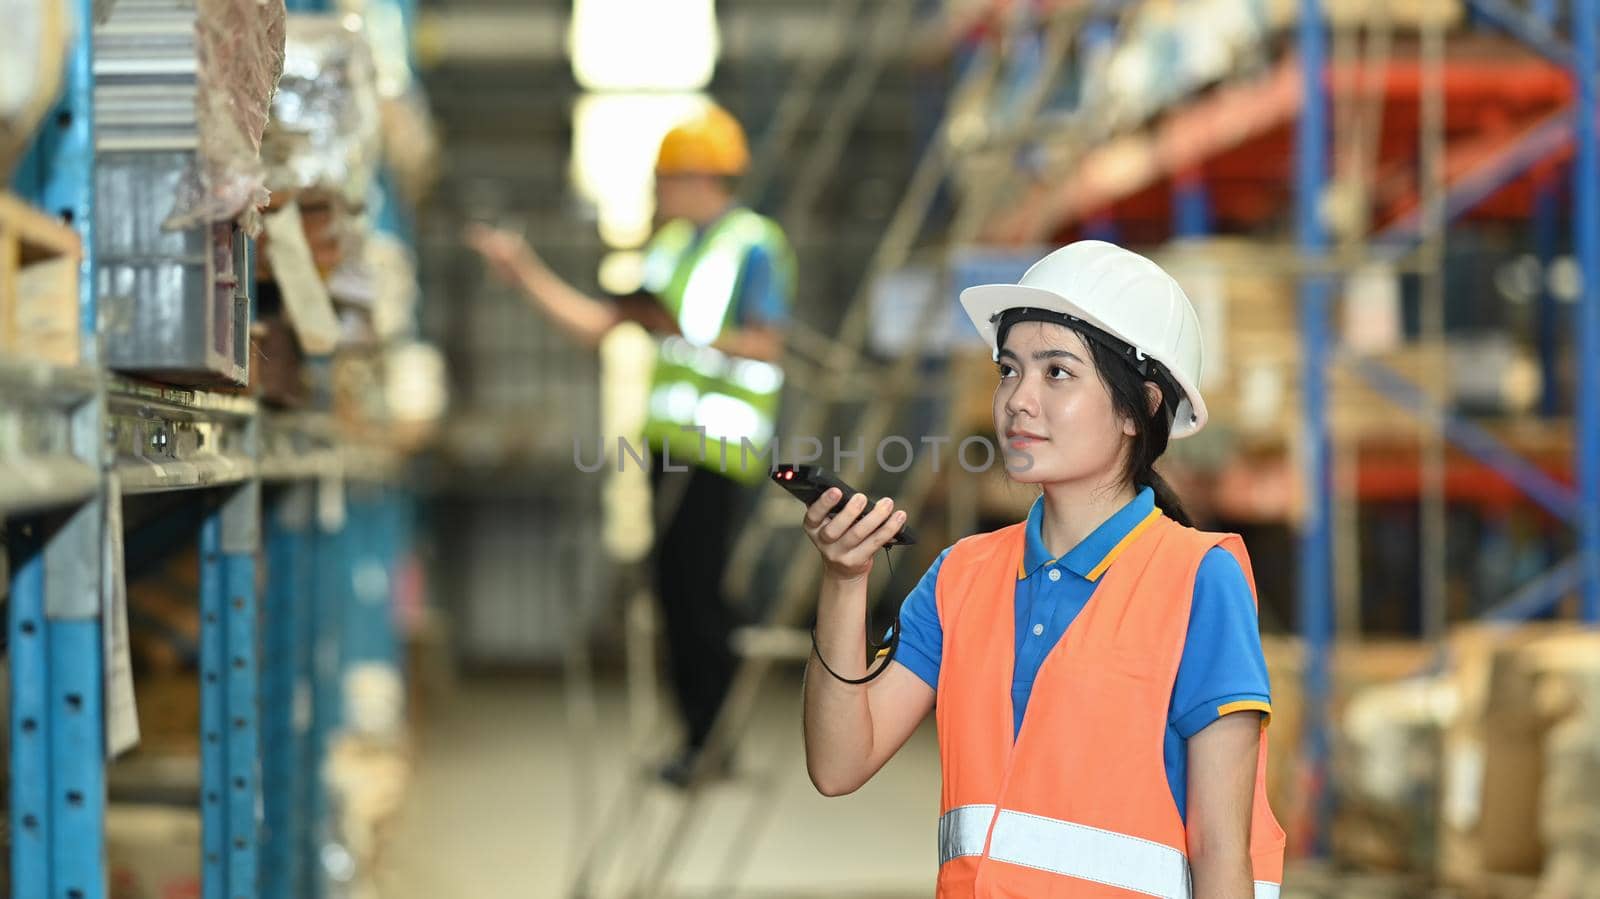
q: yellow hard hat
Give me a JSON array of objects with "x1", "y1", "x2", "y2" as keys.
[{"x1": 655, "y1": 104, "x2": 750, "y2": 176}]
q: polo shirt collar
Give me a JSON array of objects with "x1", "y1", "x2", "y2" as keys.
[{"x1": 1018, "y1": 487, "x2": 1160, "y2": 581}]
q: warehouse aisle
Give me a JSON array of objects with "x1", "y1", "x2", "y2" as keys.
[{"x1": 377, "y1": 674, "x2": 938, "y2": 898}]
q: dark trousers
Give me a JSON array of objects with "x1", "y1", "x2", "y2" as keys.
[{"x1": 650, "y1": 459, "x2": 743, "y2": 751}]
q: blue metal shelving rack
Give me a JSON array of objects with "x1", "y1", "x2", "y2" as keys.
[
  {"x1": 1289, "y1": 0, "x2": 1600, "y2": 853},
  {"x1": 8, "y1": 0, "x2": 108, "y2": 895},
  {"x1": 5, "y1": 0, "x2": 418, "y2": 896}
]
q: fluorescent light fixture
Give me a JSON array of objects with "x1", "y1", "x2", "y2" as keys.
[
  {"x1": 569, "y1": 0, "x2": 719, "y2": 91},
  {"x1": 571, "y1": 92, "x2": 709, "y2": 248}
]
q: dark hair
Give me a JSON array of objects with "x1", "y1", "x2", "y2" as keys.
[
  {"x1": 998, "y1": 315, "x2": 1194, "y2": 527},
  {"x1": 1080, "y1": 334, "x2": 1194, "y2": 527}
]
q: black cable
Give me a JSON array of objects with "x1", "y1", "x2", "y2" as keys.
[{"x1": 811, "y1": 545, "x2": 900, "y2": 685}]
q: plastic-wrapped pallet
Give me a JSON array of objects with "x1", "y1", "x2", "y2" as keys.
[
  {"x1": 261, "y1": 15, "x2": 382, "y2": 212},
  {"x1": 1333, "y1": 675, "x2": 1454, "y2": 871},
  {"x1": 259, "y1": 15, "x2": 384, "y2": 351},
  {"x1": 339, "y1": 0, "x2": 439, "y2": 204},
  {"x1": 1260, "y1": 636, "x2": 1440, "y2": 859},
  {"x1": 0, "y1": 0, "x2": 70, "y2": 181}
]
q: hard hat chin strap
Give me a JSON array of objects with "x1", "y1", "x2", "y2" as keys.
[{"x1": 992, "y1": 307, "x2": 1181, "y2": 423}]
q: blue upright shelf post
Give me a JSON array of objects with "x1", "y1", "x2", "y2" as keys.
[
  {"x1": 1173, "y1": 169, "x2": 1212, "y2": 240},
  {"x1": 294, "y1": 490, "x2": 320, "y2": 895},
  {"x1": 1574, "y1": 0, "x2": 1600, "y2": 622},
  {"x1": 199, "y1": 474, "x2": 263, "y2": 899},
  {"x1": 1295, "y1": 0, "x2": 1335, "y2": 854},
  {"x1": 262, "y1": 484, "x2": 315, "y2": 899},
  {"x1": 223, "y1": 478, "x2": 263, "y2": 898},
  {"x1": 199, "y1": 512, "x2": 230, "y2": 899},
  {"x1": 305, "y1": 477, "x2": 350, "y2": 899},
  {"x1": 342, "y1": 485, "x2": 402, "y2": 674},
  {"x1": 8, "y1": 525, "x2": 50, "y2": 896},
  {"x1": 8, "y1": 0, "x2": 110, "y2": 895}
]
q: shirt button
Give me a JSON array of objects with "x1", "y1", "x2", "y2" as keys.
[
  {"x1": 1032, "y1": 623, "x2": 1044, "y2": 637},
  {"x1": 1048, "y1": 568, "x2": 1062, "y2": 582}
]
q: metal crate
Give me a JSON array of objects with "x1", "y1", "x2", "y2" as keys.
[
  {"x1": 95, "y1": 151, "x2": 250, "y2": 384},
  {"x1": 92, "y1": 0, "x2": 252, "y2": 385}
]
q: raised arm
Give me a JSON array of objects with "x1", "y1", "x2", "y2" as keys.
[{"x1": 465, "y1": 224, "x2": 620, "y2": 349}]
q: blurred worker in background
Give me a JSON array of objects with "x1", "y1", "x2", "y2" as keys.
[
  {"x1": 466, "y1": 103, "x2": 794, "y2": 786},
  {"x1": 798, "y1": 242, "x2": 1284, "y2": 896}
]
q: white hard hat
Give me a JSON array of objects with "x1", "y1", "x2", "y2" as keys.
[{"x1": 959, "y1": 240, "x2": 1208, "y2": 438}]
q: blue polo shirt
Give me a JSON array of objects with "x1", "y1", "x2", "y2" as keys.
[{"x1": 890, "y1": 488, "x2": 1271, "y2": 823}]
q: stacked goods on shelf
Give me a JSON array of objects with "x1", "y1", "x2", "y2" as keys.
[
  {"x1": 340, "y1": 0, "x2": 441, "y2": 207},
  {"x1": 1531, "y1": 635, "x2": 1600, "y2": 899},
  {"x1": 93, "y1": 0, "x2": 284, "y2": 385},
  {"x1": 1439, "y1": 627, "x2": 1600, "y2": 897},
  {"x1": 969, "y1": 0, "x2": 1462, "y2": 203},
  {"x1": 329, "y1": 234, "x2": 446, "y2": 446},
  {"x1": 1153, "y1": 238, "x2": 1541, "y2": 449},
  {"x1": 326, "y1": 665, "x2": 411, "y2": 899},
  {"x1": 1437, "y1": 623, "x2": 1562, "y2": 888},
  {"x1": 0, "y1": 193, "x2": 81, "y2": 366},
  {"x1": 1269, "y1": 625, "x2": 1600, "y2": 886},
  {"x1": 257, "y1": 14, "x2": 447, "y2": 444},
  {"x1": 0, "y1": 0, "x2": 69, "y2": 181},
  {"x1": 258, "y1": 14, "x2": 381, "y2": 368},
  {"x1": 1260, "y1": 637, "x2": 1439, "y2": 860},
  {"x1": 1330, "y1": 668, "x2": 1452, "y2": 871}
]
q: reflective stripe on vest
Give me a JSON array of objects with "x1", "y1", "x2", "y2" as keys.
[
  {"x1": 938, "y1": 807, "x2": 1282, "y2": 899},
  {"x1": 938, "y1": 804, "x2": 994, "y2": 862},
  {"x1": 678, "y1": 245, "x2": 745, "y2": 345}
]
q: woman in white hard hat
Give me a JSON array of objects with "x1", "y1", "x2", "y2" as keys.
[{"x1": 800, "y1": 241, "x2": 1285, "y2": 898}]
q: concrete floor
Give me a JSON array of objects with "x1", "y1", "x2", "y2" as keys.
[
  {"x1": 373, "y1": 672, "x2": 1417, "y2": 899},
  {"x1": 376, "y1": 673, "x2": 939, "y2": 899}
]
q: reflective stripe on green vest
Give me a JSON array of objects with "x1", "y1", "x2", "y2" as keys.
[{"x1": 640, "y1": 208, "x2": 793, "y2": 485}]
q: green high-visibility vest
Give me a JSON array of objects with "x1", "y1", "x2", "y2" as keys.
[{"x1": 639, "y1": 208, "x2": 794, "y2": 485}]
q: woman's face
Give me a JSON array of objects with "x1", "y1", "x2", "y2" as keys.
[{"x1": 992, "y1": 321, "x2": 1133, "y2": 486}]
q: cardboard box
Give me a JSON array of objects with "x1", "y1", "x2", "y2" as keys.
[
  {"x1": 1261, "y1": 636, "x2": 1439, "y2": 860},
  {"x1": 1437, "y1": 623, "x2": 1585, "y2": 886}
]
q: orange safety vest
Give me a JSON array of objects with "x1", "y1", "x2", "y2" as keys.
[{"x1": 933, "y1": 514, "x2": 1285, "y2": 898}]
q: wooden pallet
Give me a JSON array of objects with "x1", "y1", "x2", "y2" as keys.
[{"x1": 0, "y1": 192, "x2": 81, "y2": 367}]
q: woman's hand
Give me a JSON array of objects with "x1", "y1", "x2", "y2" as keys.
[
  {"x1": 464, "y1": 224, "x2": 544, "y2": 285},
  {"x1": 803, "y1": 488, "x2": 907, "y2": 582}
]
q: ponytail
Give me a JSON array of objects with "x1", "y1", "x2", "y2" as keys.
[
  {"x1": 1140, "y1": 466, "x2": 1193, "y2": 528},
  {"x1": 1074, "y1": 329, "x2": 1195, "y2": 529}
]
